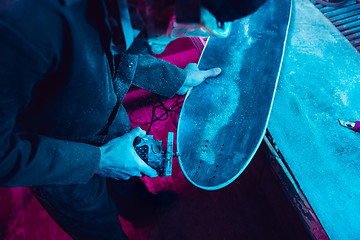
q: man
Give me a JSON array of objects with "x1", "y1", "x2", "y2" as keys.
[{"x1": 0, "y1": 0, "x2": 266, "y2": 239}]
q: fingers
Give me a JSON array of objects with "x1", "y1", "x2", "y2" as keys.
[
  {"x1": 200, "y1": 67, "x2": 222, "y2": 79},
  {"x1": 138, "y1": 160, "x2": 158, "y2": 178},
  {"x1": 127, "y1": 127, "x2": 146, "y2": 142},
  {"x1": 115, "y1": 173, "x2": 131, "y2": 180},
  {"x1": 185, "y1": 63, "x2": 222, "y2": 79}
]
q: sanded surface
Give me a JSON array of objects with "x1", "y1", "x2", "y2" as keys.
[
  {"x1": 268, "y1": 0, "x2": 360, "y2": 239},
  {"x1": 177, "y1": 0, "x2": 292, "y2": 190}
]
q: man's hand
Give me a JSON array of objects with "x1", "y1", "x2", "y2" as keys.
[
  {"x1": 176, "y1": 63, "x2": 222, "y2": 95},
  {"x1": 96, "y1": 127, "x2": 158, "y2": 180}
]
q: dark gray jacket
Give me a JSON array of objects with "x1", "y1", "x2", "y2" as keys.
[{"x1": 0, "y1": 0, "x2": 186, "y2": 186}]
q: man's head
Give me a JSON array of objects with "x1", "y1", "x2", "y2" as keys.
[{"x1": 126, "y1": 0, "x2": 267, "y2": 53}]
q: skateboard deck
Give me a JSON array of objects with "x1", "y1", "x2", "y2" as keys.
[{"x1": 177, "y1": 0, "x2": 292, "y2": 190}]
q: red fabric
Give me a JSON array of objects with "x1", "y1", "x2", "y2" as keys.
[
  {"x1": 0, "y1": 37, "x2": 203, "y2": 240},
  {"x1": 353, "y1": 121, "x2": 360, "y2": 132}
]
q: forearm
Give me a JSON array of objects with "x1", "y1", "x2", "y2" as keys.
[
  {"x1": 0, "y1": 132, "x2": 100, "y2": 187},
  {"x1": 131, "y1": 54, "x2": 187, "y2": 98}
]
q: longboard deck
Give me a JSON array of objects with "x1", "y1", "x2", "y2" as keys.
[{"x1": 177, "y1": 0, "x2": 292, "y2": 190}]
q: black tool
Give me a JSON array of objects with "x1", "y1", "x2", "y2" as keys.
[{"x1": 133, "y1": 132, "x2": 175, "y2": 177}]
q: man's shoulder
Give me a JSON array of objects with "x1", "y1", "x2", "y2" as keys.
[{"x1": 0, "y1": 0, "x2": 67, "y2": 58}]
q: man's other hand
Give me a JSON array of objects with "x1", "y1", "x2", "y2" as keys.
[
  {"x1": 96, "y1": 127, "x2": 158, "y2": 180},
  {"x1": 176, "y1": 63, "x2": 222, "y2": 95}
]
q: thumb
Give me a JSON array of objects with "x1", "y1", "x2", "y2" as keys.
[
  {"x1": 127, "y1": 127, "x2": 146, "y2": 142},
  {"x1": 139, "y1": 162, "x2": 158, "y2": 178},
  {"x1": 201, "y1": 67, "x2": 222, "y2": 79}
]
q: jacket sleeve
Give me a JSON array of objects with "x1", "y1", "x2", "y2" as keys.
[
  {"x1": 0, "y1": 20, "x2": 100, "y2": 187},
  {"x1": 131, "y1": 54, "x2": 187, "y2": 98}
]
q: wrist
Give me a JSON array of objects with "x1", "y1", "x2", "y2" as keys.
[{"x1": 97, "y1": 146, "x2": 107, "y2": 171}]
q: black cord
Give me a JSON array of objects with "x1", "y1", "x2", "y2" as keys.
[
  {"x1": 128, "y1": 94, "x2": 184, "y2": 134},
  {"x1": 146, "y1": 95, "x2": 184, "y2": 134}
]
